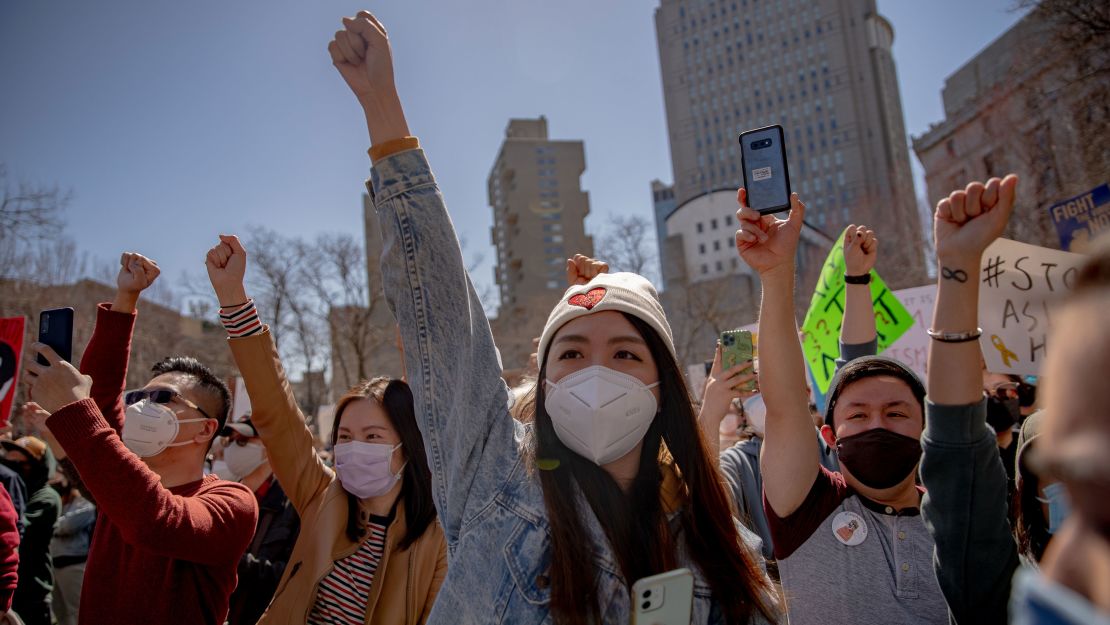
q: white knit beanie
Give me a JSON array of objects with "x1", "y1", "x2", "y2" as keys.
[{"x1": 536, "y1": 272, "x2": 677, "y2": 365}]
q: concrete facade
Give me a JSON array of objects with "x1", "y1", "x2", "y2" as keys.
[
  {"x1": 913, "y1": 13, "x2": 1110, "y2": 249},
  {"x1": 488, "y1": 117, "x2": 595, "y2": 371},
  {"x1": 654, "y1": 0, "x2": 924, "y2": 289}
]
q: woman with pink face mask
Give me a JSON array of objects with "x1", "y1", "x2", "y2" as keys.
[{"x1": 204, "y1": 235, "x2": 447, "y2": 625}]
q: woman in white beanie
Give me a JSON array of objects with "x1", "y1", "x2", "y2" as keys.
[{"x1": 328, "y1": 11, "x2": 779, "y2": 625}]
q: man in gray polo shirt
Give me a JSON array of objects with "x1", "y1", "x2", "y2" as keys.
[{"x1": 735, "y1": 203, "x2": 948, "y2": 623}]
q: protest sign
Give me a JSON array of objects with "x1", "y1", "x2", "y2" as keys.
[
  {"x1": 881, "y1": 284, "x2": 937, "y2": 381},
  {"x1": 978, "y1": 238, "x2": 1087, "y2": 376},
  {"x1": 0, "y1": 317, "x2": 27, "y2": 426},
  {"x1": 1048, "y1": 184, "x2": 1110, "y2": 252},
  {"x1": 801, "y1": 231, "x2": 915, "y2": 392}
]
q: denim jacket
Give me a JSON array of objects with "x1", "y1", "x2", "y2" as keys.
[{"x1": 367, "y1": 149, "x2": 774, "y2": 624}]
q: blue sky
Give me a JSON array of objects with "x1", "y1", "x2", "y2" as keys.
[{"x1": 0, "y1": 0, "x2": 1028, "y2": 310}]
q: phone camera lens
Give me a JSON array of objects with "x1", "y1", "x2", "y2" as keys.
[
  {"x1": 643, "y1": 590, "x2": 652, "y2": 598},
  {"x1": 642, "y1": 601, "x2": 651, "y2": 610}
]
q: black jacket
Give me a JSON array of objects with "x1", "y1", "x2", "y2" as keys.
[{"x1": 226, "y1": 476, "x2": 300, "y2": 625}]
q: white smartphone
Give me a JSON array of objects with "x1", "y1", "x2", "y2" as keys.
[{"x1": 631, "y1": 567, "x2": 694, "y2": 625}]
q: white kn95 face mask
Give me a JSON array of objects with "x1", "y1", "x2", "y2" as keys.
[{"x1": 544, "y1": 365, "x2": 660, "y2": 466}]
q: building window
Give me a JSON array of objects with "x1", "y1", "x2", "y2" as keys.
[
  {"x1": 713, "y1": 240, "x2": 721, "y2": 251},
  {"x1": 697, "y1": 222, "x2": 704, "y2": 233},
  {"x1": 546, "y1": 280, "x2": 561, "y2": 289},
  {"x1": 711, "y1": 218, "x2": 719, "y2": 230},
  {"x1": 701, "y1": 264, "x2": 709, "y2": 275},
  {"x1": 699, "y1": 243, "x2": 707, "y2": 254},
  {"x1": 715, "y1": 260, "x2": 724, "y2": 271}
]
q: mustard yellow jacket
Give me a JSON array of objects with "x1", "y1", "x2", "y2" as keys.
[{"x1": 227, "y1": 329, "x2": 447, "y2": 625}]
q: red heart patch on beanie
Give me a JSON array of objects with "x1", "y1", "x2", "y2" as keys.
[{"x1": 568, "y1": 287, "x2": 606, "y2": 310}]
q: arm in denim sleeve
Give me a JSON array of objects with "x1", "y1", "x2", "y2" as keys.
[
  {"x1": 920, "y1": 398, "x2": 1019, "y2": 625},
  {"x1": 367, "y1": 148, "x2": 515, "y2": 544}
]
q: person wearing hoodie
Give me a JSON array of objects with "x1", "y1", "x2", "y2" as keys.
[{"x1": 1, "y1": 436, "x2": 59, "y2": 625}]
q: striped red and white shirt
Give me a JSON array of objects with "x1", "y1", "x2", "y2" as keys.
[
  {"x1": 306, "y1": 516, "x2": 390, "y2": 625},
  {"x1": 219, "y1": 300, "x2": 263, "y2": 338}
]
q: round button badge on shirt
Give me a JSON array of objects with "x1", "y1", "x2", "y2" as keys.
[{"x1": 831, "y1": 511, "x2": 869, "y2": 547}]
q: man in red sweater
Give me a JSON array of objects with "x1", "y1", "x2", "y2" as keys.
[
  {"x1": 0, "y1": 482, "x2": 19, "y2": 622},
  {"x1": 24, "y1": 252, "x2": 258, "y2": 625}
]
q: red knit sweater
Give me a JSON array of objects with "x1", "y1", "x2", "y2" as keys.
[
  {"x1": 0, "y1": 483, "x2": 18, "y2": 612},
  {"x1": 47, "y1": 304, "x2": 257, "y2": 625}
]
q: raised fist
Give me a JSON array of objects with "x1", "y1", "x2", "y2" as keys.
[
  {"x1": 565, "y1": 254, "x2": 610, "y2": 286},
  {"x1": 329, "y1": 11, "x2": 397, "y2": 105},
  {"x1": 934, "y1": 175, "x2": 1019, "y2": 262},
  {"x1": 205, "y1": 234, "x2": 249, "y2": 306},
  {"x1": 843, "y1": 225, "x2": 878, "y2": 276},
  {"x1": 117, "y1": 252, "x2": 160, "y2": 295}
]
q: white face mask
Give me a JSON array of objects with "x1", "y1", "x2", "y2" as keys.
[
  {"x1": 334, "y1": 441, "x2": 405, "y2": 499},
  {"x1": 743, "y1": 394, "x2": 767, "y2": 437},
  {"x1": 544, "y1": 365, "x2": 660, "y2": 466},
  {"x1": 224, "y1": 441, "x2": 267, "y2": 481},
  {"x1": 122, "y1": 399, "x2": 208, "y2": 458}
]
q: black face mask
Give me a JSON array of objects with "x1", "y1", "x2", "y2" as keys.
[
  {"x1": 836, "y1": 428, "x2": 922, "y2": 490},
  {"x1": 987, "y1": 395, "x2": 1020, "y2": 433}
]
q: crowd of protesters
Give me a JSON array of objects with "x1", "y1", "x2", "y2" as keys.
[{"x1": 0, "y1": 9, "x2": 1106, "y2": 625}]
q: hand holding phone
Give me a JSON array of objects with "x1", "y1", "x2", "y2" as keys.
[
  {"x1": 631, "y1": 568, "x2": 694, "y2": 625},
  {"x1": 739, "y1": 125, "x2": 791, "y2": 214}
]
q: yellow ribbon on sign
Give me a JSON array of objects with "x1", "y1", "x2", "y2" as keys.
[{"x1": 991, "y1": 335, "x2": 1019, "y2": 367}]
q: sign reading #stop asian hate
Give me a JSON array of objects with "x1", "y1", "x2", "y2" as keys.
[{"x1": 978, "y1": 238, "x2": 1088, "y2": 376}]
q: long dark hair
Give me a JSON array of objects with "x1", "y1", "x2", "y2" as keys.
[
  {"x1": 331, "y1": 377, "x2": 435, "y2": 549},
  {"x1": 1013, "y1": 468, "x2": 1050, "y2": 562},
  {"x1": 530, "y1": 313, "x2": 777, "y2": 624}
]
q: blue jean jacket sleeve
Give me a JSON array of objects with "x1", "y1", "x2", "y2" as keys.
[
  {"x1": 368, "y1": 149, "x2": 515, "y2": 546},
  {"x1": 920, "y1": 398, "x2": 1020, "y2": 625}
]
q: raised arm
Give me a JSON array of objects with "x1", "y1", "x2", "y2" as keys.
[
  {"x1": 735, "y1": 189, "x2": 817, "y2": 516},
  {"x1": 81, "y1": 253, "x2": 162, "y2": 433},
  {"x1": 206, "y1": 235, "x2": 332, "y2": 514},
  {"x1": 330, "y1": 12, "x2": 514, "y2": 540},
  {"x1": 840, "y1": 225, "x2": 878, "y2": 346},
  {"x1": 699, "y1": 344, "x2": 755, "y2": 465},
  {"x1": 921, "y1": 175, "x2": 1021, "y2": 625}
]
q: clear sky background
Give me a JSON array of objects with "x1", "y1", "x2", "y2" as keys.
[{"x1": 1, "y1": 0, "x2": 1029, "y2": 311}]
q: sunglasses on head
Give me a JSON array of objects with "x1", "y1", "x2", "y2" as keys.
[{"x1": 125, "y1": 389, "x2": 214, "y2": 421}]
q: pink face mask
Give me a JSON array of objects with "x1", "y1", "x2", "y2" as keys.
[{"x1": 333, "y1": 441, "x2": 405, "y2": 499}]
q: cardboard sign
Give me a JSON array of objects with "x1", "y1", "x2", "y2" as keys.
[
  {"x1": 801, "y1": 231, "x2": 915, "y2": 392},
  {"x1": 1048, "y1": 184, "x2": 1110, "y2": 252},
  {"x1": 881, "y1": 285, "x2": 937, "y2": 381},
  {"x1": 0, "y1": 317, "x2": 27, "y2": 427},
  {"x1": 978, "y1": 238, "x2": 1088, "y2": 376}
]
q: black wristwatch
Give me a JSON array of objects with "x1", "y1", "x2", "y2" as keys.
[{"x1": 844, "y1": 273, "x2": 872, "y2": 285}]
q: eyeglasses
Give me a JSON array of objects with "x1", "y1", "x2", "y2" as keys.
[
  {"x1": 124, "y1": 389, "x2": 214, "y2": 421},
  {"x1": 986, "y1": 381, "x2": 1019, "y2": 399}
]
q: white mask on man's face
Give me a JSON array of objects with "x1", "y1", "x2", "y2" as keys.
[
  {"x1": 544, "y1": 365, "x2": 660, "y2": 466},
  {"x1": 122, "y1": 399, "x2": 207, "y2": 458},
  {"x1": 224, "y1": 441, "x2": 267, "y2": 481}
]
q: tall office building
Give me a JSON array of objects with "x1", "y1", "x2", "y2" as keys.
[
  {"x1": 488, "y1": 116, "x2": 594, "y2": 372},
  {"x1": 651, "y1": 180, "x2": 678, "y2": 289},
  {"x1": 654, "y1": 0, "x2": 924, "y2": 287}
]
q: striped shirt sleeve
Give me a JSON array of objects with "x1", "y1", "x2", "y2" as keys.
[{"x1": 219, "y1": 299, "x2": 263, "y2": 338}]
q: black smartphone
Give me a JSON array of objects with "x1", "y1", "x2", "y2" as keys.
[
  {"x1": 739, "y1": 125, "x2": 792, "y2": 214},
  {"x1": 37, "y1": 308, "x2": 74, "y2": 365}
]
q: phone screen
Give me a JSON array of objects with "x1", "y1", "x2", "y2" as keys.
[{"x1": 739, "y1": 125, "x2": 791, "y2": 214}]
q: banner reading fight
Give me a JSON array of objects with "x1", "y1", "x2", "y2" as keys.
[
  {"x1": 1048, "y1": 184, "x2": 1110, "y2": 252},
  {"x1": 801, "y1": 231, "x2": 915, "y2": 392},
  {"x1": 978, "y1": 238, "x2": 1088, "y2": 376},
  {"x1": 0, "y1": 317, "x2": 27, "y2": 426}
]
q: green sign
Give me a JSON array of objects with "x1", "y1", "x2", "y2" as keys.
[{"x1": 801, "y1": 230, "x2": 915, "y2": 392}]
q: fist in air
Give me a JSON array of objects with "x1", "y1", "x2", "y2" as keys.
[
  {"x1": 329, "y1": 11, "x2": 397, "y2": 104},
  {"x1": 843, "y1": 225, "x2": 878, "y2": 276},
  {"x1": 117, "y1": 252, "x2": 160, "y2": 295},
  {"x1": 934, "y1": 175, "x2": 1019, "y2": 262},
  {"x1": 566, "y1": 254, "x2": 609, "y2": 286},
  {"x1": 205, "y1": 235, "x2": 249, "y2": 307}
]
